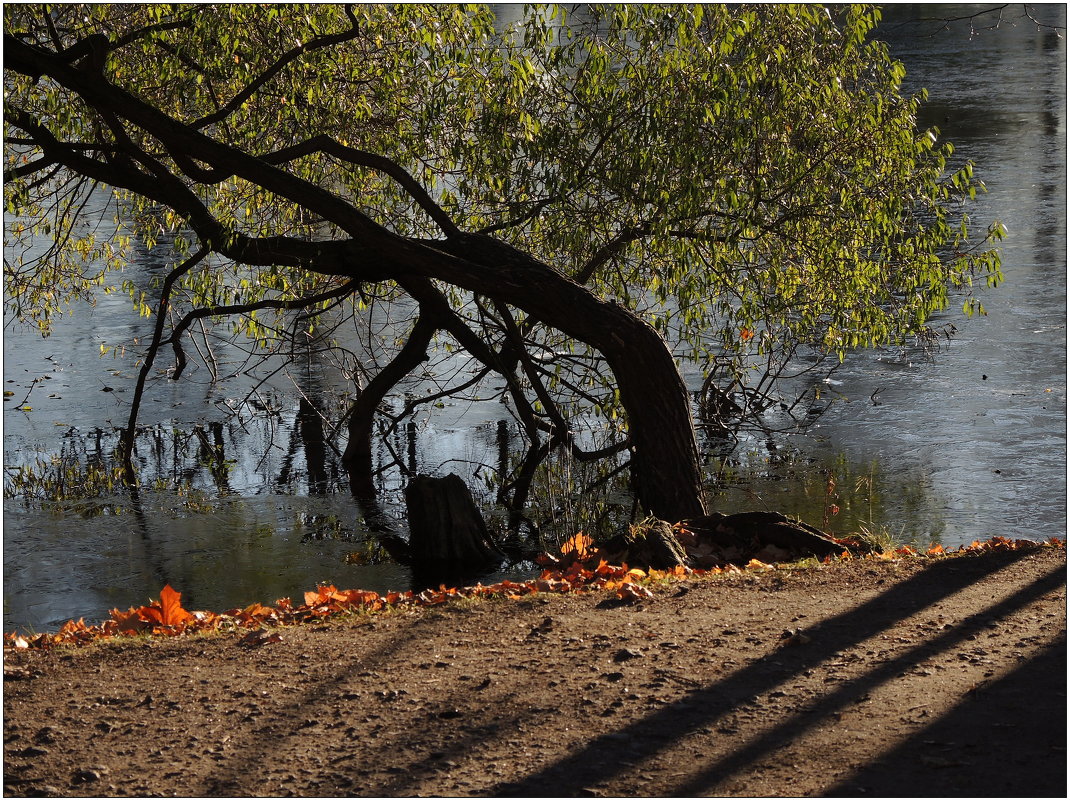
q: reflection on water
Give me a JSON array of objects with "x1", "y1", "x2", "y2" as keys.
[{"x1": 4, "y1": 6, "x2": 1066, "y2": 632}]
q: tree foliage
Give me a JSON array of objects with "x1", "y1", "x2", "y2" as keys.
[{"x1": 3, "y1": 4, "x2": 1002, "y2": 525}]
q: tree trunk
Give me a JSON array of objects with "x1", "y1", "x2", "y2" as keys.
[
  {"x1": 413, "y1": 234, "x2": 708, "y2": 523},
  {"x1": 600, "y1": 518, "x2": 690, "y2": 570}
]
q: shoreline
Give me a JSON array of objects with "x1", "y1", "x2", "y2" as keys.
[{"x1": 4, "y1": 544, "x2": 1066, "y2": 797}]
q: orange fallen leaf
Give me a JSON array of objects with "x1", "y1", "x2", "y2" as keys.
[
  {"x1": 161, "y1": 584, "x2": 192, "y2": 625},
  {"x1": 560, "y1": 531, "x2": 594, "y2": 560},
  {"x1": 9, "y1": 536, "x2": 1058, "y2": 650},
  {"x1": 138, "y1": 584, "x2": 192, "y2": 628},
  {"x1": 230, "y1": 601, "x2": 276, "y2": 625}
]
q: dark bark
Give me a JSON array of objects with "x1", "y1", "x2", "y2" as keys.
[
  {"x1": 405, "y1": 473, "x2": 506, "y2": 566},
  {"x1": 600, "y1": 519, "x2": 690, "y2": 570}
]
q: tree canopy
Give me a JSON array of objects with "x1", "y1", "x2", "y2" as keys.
[{"x1": 3, "y1": 4, "x2": 1003, "y2": 528}]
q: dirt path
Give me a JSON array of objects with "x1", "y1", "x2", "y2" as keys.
[{"x1": 4, "y1": 547, "x2": 1065, "y2": 797}]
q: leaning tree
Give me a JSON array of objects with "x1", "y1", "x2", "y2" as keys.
[{"x1": 3, "y1": 4, "x2": 1002, "y2": 527}]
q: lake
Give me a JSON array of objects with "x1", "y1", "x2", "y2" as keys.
[{"x1": 4, "y1": 5, "x2": 1065, "y2": 632}]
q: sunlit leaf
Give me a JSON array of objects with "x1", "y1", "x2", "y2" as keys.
[
  {"x1": 560, "y1": 531, "x2": 594, "y2": 560},
  {"x1": 158, "y1": 584, "x2": 192, "y2": 626},
  {"x1": 616, "y1": 582, "x2": 653, "y2": 601}
]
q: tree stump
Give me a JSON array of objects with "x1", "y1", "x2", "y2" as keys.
[
  {"x1": 600, "y1": 518, "x2": 689, "y2": 570},
  {"x1": 405, "y1": 473, "x2": 506, "y2": 568}
]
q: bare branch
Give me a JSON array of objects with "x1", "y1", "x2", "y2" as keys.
[
  {"x1": 112, "y1": 18, "x2": 194, "y2": 51},
  {"x1": 3, "y1": 155, "x2": 56, "y2": 181}
]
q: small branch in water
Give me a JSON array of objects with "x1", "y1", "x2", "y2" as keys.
[{"x1": 16, "y1": 376, "x2": 39, "y2": 408}]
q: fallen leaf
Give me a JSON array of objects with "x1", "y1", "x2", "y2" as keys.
[
  {"x1": 238, "y1": 629, "x2": 282, "y2": 647},
  {"x1": 615, "y1": 582, "x2": 653, "y2": 601},
  {"x1": 4, "y1": 664, "x2": 39, "y2": 680},
  {"x1": 560, "y1": 531, "x2": 594, "y2": 560},
  {"x1": 110, "y1": 607, "x2": 150, "y2": 634}
]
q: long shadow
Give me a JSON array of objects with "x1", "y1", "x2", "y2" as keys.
[
  {"x1": 668, "y1": 560, "x2": 1066, "y2": 796},
  {"x1": 826, "y1": 634, "x2": 1067, "y2": 798},
  {"x1": 494, "y1": 550, "x2": 1065, "y2": 796},
  {"x1": 195, "y1": 607, "x2": 534, "y2": 796}
]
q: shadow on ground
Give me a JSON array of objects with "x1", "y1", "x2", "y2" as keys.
[{"x1": 488, "y1": 551, "x2": 1066, "y2": 797}]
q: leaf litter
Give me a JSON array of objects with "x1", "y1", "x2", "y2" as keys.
[{"x1": 4, "y1": 535, "x2": 1062, "y2": 650}]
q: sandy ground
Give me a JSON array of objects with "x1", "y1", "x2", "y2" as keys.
[{"x1": 3, "y1": 545, "x2": 1065, "y2": 797}]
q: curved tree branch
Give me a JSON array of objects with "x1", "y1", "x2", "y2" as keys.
[
  {"x1": 342, "y1": 310, "x2": 441, "y2": 500},
  {"x1": 111, "y1": 18, "x2": 195, "y2": 51},
  {"x1": 262, "y1": 134, "x2": 460, "y2": 238},
  {"x1": 399, "y1": 277, "x2": 546, "y2": 444},
  {"x1": 165, "y1": 278, "x2": 359, "y2": 380},
  {"x1": 190, "y1": 5, "x2": 361, "y2": 131}
]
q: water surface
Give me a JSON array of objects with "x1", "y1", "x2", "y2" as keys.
[{"x1": 4, "y1": 6, "x2": 1065, "y2": 632}]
